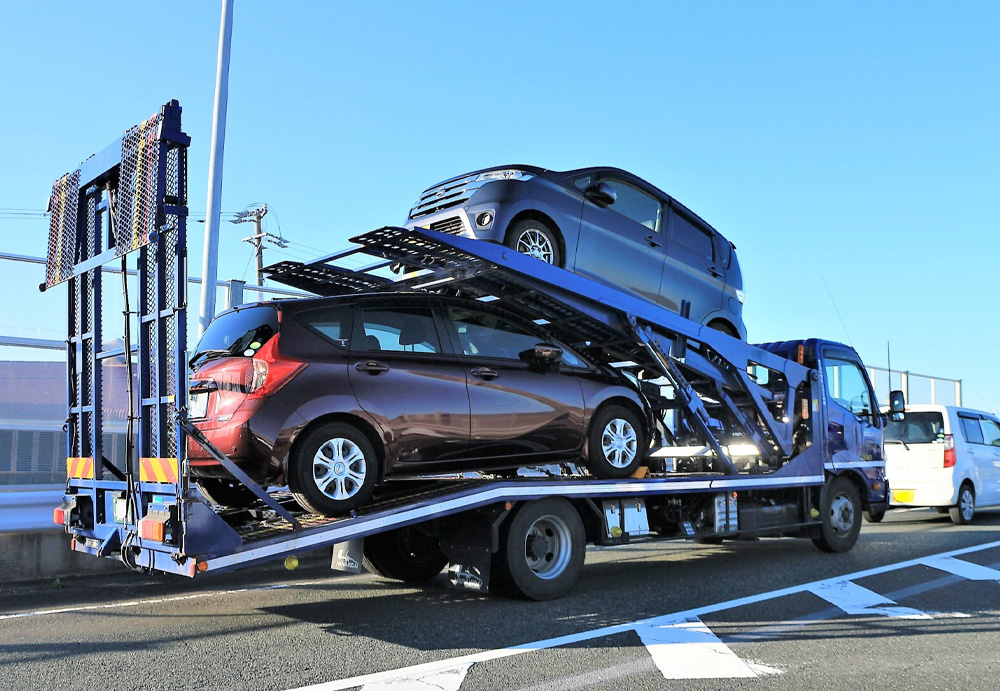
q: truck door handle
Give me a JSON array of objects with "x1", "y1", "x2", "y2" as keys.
[
  {"x1": 645, "y1": 235, "x2": 662, "y2": 248},
  {"x1": 355, "y1": 361, "x2": 389, "y2": 375},
  {"x1": 471, "y1": 367, "x2": 499, "y2": 381}
]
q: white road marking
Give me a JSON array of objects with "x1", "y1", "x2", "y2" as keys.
[
  {"x1": 288, "y1": 539, "x2": 1000, "y2": 690},
  {"x1": 806, "y1": 580, "x2": 931, "y2": 619},
  {"x1": 923, "y1": 555, "x2": 1000, "y2": 581},
  {"x1": 636, "y1": 617, "x2": 760, "y2": 679},
  {"x1": 360, "y1": 663, "x2": 471, "y2": 691}
]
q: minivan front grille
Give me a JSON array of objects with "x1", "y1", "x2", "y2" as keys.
[
  {"x1": 428, "y1": 216, "x2": 466, "y2": 235},
  {"x1": 409, "y1": 173, "x2": 485, "y2": 219}
]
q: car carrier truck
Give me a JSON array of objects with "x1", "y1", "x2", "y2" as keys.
[{"x1": 46, "y1": 102, "x2": 903, "y2": 599}]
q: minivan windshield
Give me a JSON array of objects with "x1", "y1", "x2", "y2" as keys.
[
  {"x1": 885, "y1": 411, "x2": 945, "y2": 444},
  {"x1": 191, "y1": 305, "x2": 278, "y2": 367}
]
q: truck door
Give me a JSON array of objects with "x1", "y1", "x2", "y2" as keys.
[
  {"x1": 573, "y1": 176, "x2": 669, "y2": 308},
  {"x1": 820, "y1": 346, "x2": 883, "y2": 470}
]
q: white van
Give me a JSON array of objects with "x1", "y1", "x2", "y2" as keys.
[{"x1": 884, "y1": 404, "x2": 1000, "y2": 524}]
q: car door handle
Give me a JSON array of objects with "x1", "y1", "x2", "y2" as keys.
[
  {"x1": 645, "y1": 235, "x2": 662, "y2": 248},
  {"x1": 708, "y1": 266, "x2": 723, "y2": 278},
  {"x1": 355, "y1": 360, "x2": 389, "y2": 375},
  {"x1": 470, "y1": 367, "x2": 499, "y2": 381}
]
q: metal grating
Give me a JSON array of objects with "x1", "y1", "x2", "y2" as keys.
[
  {"x1": 114, "y1": 114, "x2": 163, "y2": 256},
  {"x1": 44, "y1": 170, "x2": 82, "y2": 289}
]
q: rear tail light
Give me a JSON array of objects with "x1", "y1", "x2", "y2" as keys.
[
  {"x1": 943, "y1": 434, "x2": 956, "y2": 468},
  {"x1": 190, "y1": 334, "x2": 306, "y2": 415}
]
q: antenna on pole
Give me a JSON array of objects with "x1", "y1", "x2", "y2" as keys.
[{"x1": 886, "y1": 340, "x2": 892, "y2": 401}]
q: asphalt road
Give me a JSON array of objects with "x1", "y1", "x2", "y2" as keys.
[{"x1": 3, "y1": 507, "x2": 999, "y2": 690}]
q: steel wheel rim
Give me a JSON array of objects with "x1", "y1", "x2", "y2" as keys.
[
  {"x1": 601, "y1": 418, "x2": 638, "y2": 468},
  {"x1": 313, "y1": 437, "x2": 367, "y2": 500},
  {"x1": 960, "y1": 489, "x2": 974, "y2": 521},
  {"x1": 829, "y1": 492, "x2": 855, "y2": 534},
  {"x1": 515, "y1": 228, "x2": 555, "y2": 263},
  {"x1": 524, "y1": 515, "x2": 572, "y2": 579}
]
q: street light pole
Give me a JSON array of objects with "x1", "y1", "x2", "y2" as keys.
[{"x1": 198, "y1": 0, "x2": 235, "y2": 337}]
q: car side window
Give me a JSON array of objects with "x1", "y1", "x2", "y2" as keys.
[
  {"x1": 296, "y1": 306, "x2": 352, "y2": 348},
  {"x1": 669, "y1": 212, "x2": 715, "y2": 260},
  {"x1": 959, "y1": 415, "x2": 985, "y2": 444},
  {"x1": 979, "y1": 418, "x2": 1000, "y2": 447},
  {"x1": 571, "y1": 174, "x2": 593, "y2": 190},
  {"x1": 447, "y1": 307, "x2": 542, "y2": 361},
  {"x1": 601, "y1": 179, "x2": 662, "y2": 232},
  {"x1": 358, "y1": 307, "x2": 442, "y2": 353},
  {"x1": 823, "y1": 355, "x2": 874, "y2": 424}
]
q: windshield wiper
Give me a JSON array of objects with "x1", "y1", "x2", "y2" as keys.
[
  {"x1": 886, "y1": 439, "x2": 910, "y2": 451},
  {"x1": 189, "y1": 349, "x2": 232, "y2": 368}
]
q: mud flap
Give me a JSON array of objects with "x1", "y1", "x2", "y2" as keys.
[{"x1": 331, "y1": 539, "x2": 365, "y2": 574}]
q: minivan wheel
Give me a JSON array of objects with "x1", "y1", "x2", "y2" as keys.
[
  {"x1": 950, "y1": 483, "x2": 975, "y2": 525},
  {"x1": 587, "y1": 405, "x2": 646, "y2": 479},
  {"x1": 506, "y1": 220, "x2": 562, "y2": 267},
  {"x1": 288, "y1": 422, "x2": 378, "y2": 517}
]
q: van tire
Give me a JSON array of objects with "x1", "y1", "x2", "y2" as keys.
[
  {"x1": 506, "y1": 220, "x2": 562, "y2": 267},
  {"x1": 950, "y1": 483, "x2": 975, "y2": 525}
]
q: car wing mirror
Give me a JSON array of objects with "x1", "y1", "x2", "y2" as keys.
[
  {"x1": 888, "y1": 389, "x2": 906, "y2": 422},
  {"x1": 583, "y1": 181, "x2": 617, "y2": 208},
  {"x1": 520, "y1": 343, "x2": 563, "y2": 367}
]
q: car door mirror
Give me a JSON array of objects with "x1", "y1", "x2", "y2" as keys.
[
  {"x1": 520, "y1": 343, "x2": 563, "y2": 367},
  {"x1": 888, "y1": 389, "x2": 906, "y2": 422},
  {"x1": 583, "y1": 181, "x2": 617, "y2": 208}
]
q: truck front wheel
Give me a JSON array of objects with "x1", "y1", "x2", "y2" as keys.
[
  {"x1": 812, "y1": 475, "x2": 862, "y2": 553},
  {"x1": 492, "y1": 498, "x2": 585, "y2": 600}
]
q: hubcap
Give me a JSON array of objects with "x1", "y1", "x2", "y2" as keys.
[
  {"x1": 960, "y1": 489, "x2": 974, "y2": 521},
  {"x1": 312, "y1": 437, "x2": 367, "y2": 500},
  {"x1": 601, "y1": 418, "x2": 638, "y2": 468},
  {"x1": 523, "y1": 515, "x2": 571, "y2": 580},
  {"x1": 515, "y1": 229, "x2": 555, "y2": 264},
  {"x1": 829, "y1": 492, "x2": 855, "y2": 534}
]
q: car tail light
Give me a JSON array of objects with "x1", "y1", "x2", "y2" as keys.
[
  {"x1": 943, "y1": 434, "x2": 956, "y2": 468},
  {"x1": 245, "y1": 335, "x2": 307, "y2": 401}
]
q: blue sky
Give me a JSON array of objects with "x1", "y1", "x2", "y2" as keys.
[{"x1": 1, "y1": 1, "x2": 997, "y2": 412}]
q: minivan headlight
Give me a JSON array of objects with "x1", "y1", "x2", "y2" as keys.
[{"x1": 475, "y1": 169, "x2": 534, "y2": 182}]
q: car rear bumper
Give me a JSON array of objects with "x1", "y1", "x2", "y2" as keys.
[{"x1": 888, "y1": 481, "x2": 958, "y2": 507}]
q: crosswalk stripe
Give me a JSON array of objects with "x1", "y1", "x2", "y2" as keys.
[
  {"x1": 923, "y1": 555, "x2": 1000, "y2": 581},
  {"x1": 807, "y1": 580, "x2": 931, "y2": 618},
  {"x1": 636, "y1": 617, "x2": 761, "y2": 679}
]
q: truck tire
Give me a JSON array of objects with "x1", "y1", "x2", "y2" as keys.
[
  {"x1": 949, "y1": 483, "x2": 975, "y2": 525},
  {"x1": 506, "y1": 219, "x2": 562, "y2": 267},
  {"x1": 492, "y1": 498, "x2": 585, "y2": 600},
  {"x1": 195, "y1": 478, "x2": 259, "y2": 509},
  {"x1": 587, "y1": 405, "x2": 646, "y2": 478},
  {"x1": 812, "y1": 475, "x2": 862, "y2": 553},
  {"x1": 362, "y1": 527, "x2": 448, "y2": 583},
  {"x1": 288, "y1": 422, "x2": 378, "y2": 516}
]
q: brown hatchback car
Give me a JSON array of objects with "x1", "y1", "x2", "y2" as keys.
[{"x1": 187, "y1": 293, "x2": 652, "y2": 516}]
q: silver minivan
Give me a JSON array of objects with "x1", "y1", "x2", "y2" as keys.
[{"x1": 884, "y1": 404, "x2": 1000, "y2": 524}]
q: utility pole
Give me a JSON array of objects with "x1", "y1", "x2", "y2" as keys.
[
  {"x1": 234, "y1": 204, "x2": 286, "y2": 286},
  {"x1": 198, "y1": 0, "x2": 235, "y2": 338}
]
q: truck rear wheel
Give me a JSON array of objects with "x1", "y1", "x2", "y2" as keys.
[
  {"x1": 363, "y1": 527, "x2": 448, "y2": 583},
  {"x1": 812, "y1": 475, "x2": 862, "y2": 553},
  {"x1": 492, "y1": 498, "x2": 585, "y2": 600}
]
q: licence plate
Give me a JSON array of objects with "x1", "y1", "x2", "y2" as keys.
[
  {"x1": 892, "y1": 490, "x2": 915, "y2": 503},
  {"x1": 189, "y1": 392, "x2": 209, "y2": 419}
]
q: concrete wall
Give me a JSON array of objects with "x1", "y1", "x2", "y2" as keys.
[{"x1": 0, "y1": 530, "x2": 123, "y2": 584}]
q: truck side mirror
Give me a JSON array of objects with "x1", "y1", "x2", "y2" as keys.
[
  {"x1": 583, "y1": 181, "x2": 617, "y2": 208},
  {"x1": 888, "y1": 389, "x2": 905, "y2": 422}
]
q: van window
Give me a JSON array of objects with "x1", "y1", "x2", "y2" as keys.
[
  {"x1": 602, "y1": 179, "x2": 662, "y2": 231},
  {"x1": 980, "y1": 418, "x2": 1000, "y2": 447},
  {"x1": 885, "y1": 411, "x2": 944, "y2": 444},
  {"x1": 669, "y1": 213, "x2": 714, "y2": 260},
  {"x1": 959, "y1": 415, "x2": 985, "y2": 444}
]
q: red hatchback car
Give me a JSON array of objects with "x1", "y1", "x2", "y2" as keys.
[{"x1": 187, "y1": 293, "x2": 652, "y2": 516}]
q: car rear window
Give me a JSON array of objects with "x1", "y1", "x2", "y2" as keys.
[
  {"x1": 885, "y1": 411, "x2": 945, "y2": 444},
  {"x1": 192, "y1": 305, "x2": 278, "y2": 365}
]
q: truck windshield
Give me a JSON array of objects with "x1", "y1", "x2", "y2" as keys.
[
  {"x1": 191, "y1": 305, "x2": 278, "y2": 367},
  {"x1": 885, "y1": 412, "x2": 945, "y2": 444}
]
